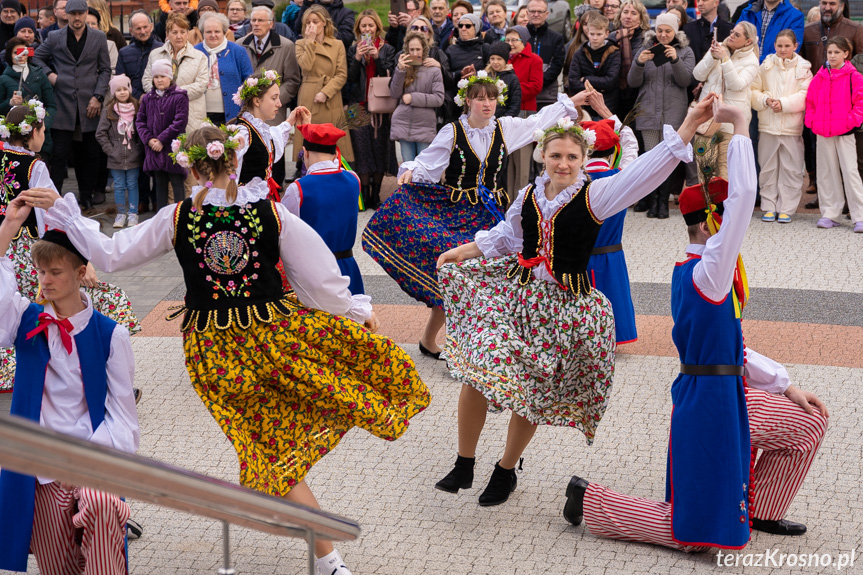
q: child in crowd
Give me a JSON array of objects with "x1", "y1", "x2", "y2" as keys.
[
  {"x1": 751, "y1": 29, "x2": 812, "y2": 223},
  {"x1": 567, "y1": 12, "x2": 621, "y2": 117},
  {"x1": 97, "y1": 74, "x2": 144, "y2": 228},
  {"x1": 0, "y1": 204, "x2": 139, "y2": 575},
  {"x1": 136, "y1": 59, "x2": 189, "y2": 210},
  {"x1": 804, "y1": 36, "x2": 863, "y2": 232},
  {"x1": 485, "y1": 41, "x2": 521, "y2": 117}
]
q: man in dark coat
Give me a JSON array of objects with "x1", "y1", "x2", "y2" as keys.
[
  {"x1": 681, "y1": 0, "x2": 733, "y2": 67},
  {"x1": 0, "y1": 0, "x2": 23, "y2": 48},
  {"x1": 33, "y1": 0, "x2": 110, "y2": 210},
  {"x1": 292, "y1": 0, "x2": 355, "y2": 52},
  {"x1": 525, "y1": 0, "x2": 565, "y2": 110},
  {"x1": 234, "y1": 0, "x2": 295, "y2": 40}
]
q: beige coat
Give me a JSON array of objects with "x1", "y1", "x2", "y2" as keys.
[
  {"x1": 294, "y1": 36, "x2": 352, "y2": 162},
  {"x1": 750, "y1": 53, "x2": 812, "y2": 138},
  {"x1": 693, "y1": 43, "x2": 759, "y2": 134},
  {"x1": 239, "y1": 33, "x2": 302, "y2": 125},
  {"x1": 142, "y1": 41, "x2": 209, "y2": 131}
]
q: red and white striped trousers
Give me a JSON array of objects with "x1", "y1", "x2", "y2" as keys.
[
  {"x1": 30, "y1": 481, "x2": 130, "y2": 575},
  {"x1": 583, "y1": 387, "x2": 828, "y2": 552}
]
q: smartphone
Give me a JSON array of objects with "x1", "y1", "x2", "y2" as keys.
[
  {"x1": 713, "y1": 27, "x2": 718, "y2": 44},
  {"x1": 390, "y1": 0, "x2": 407, "y2": 17},
  {"x1": 14, "y1": 46, "x2": 33, "y2": 58},
  {"x1": 361, "y1": 32, "x2": 373, "y2": 45},
  {"x1": 409, "y1": 56, "x2": 423, "y2": 66},
  {"x1": 13, "y1": 90, "x2": 21, "y2": 99}
]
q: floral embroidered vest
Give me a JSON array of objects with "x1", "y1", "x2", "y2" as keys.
[
  {"x1": 0, "y1": 149, "x2": 39, "y2": 239},
  {"x1": 507, "y1": 183, "x2": 603, "y2": 295},
  {"x1": 442, "y1": 119, "x2": 508, "y2": 207},
  {"x1": 236, "y1": 117, "x2": 274, "y2": 186},
  {"x1": 170, "y1": 197, "x2": 292, "y2": 332}
]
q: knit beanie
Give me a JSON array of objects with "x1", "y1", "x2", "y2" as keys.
[
  {"x1": 509, "y1": 25, "x2": 530, "y2": 43},
  {"x1": 13, "y1": 16, "x2": 35, "y2": 35},
  {"x1": 0, "y1": 0, "x2": 22, "y2": 14},
  {"x1": 151, "y1": 59, "x2": 173, "y2": 79},
  {"x1": 459, "y1": 13, "x2": 481, "y2": 31},
  {"x1": 197, "y1": 0, "x2": 219, "y2": 13},
  {"x1": 109, "y1": 74, "x2": 132, "y2": 96},
  {"x1": 488, "y1": 40, "x2": 510, "y2": 61},
  {"x1": 655, "y1": 12, "x2": 679, "y2": 34}
]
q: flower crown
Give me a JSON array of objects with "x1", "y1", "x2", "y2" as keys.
[
  {"x1": 454, "y1": 70, "x2": 507, "y2": 107},
  {"x1": 0, "y1": 98, "x2": 46, "y2": 139},
  {"x1": 532, "y1": 116, "x2": 597, "y2": 152},
  {"x1": 232, "y1": 69, "x2": 281, "y2": 106},
  {"x1": 170, "y1": 122, "x2": 242, "y2": 169}
]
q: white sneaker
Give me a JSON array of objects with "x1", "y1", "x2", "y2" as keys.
[
  {"x1": 316, "y1": 549, "x2": 353, "y2": 575},
  {"x1": 113, "y1": 214, "x2": 126, "y2": 228},
  {"x1": 127, "y1": 213, "x2": 139, "y2": 227}
]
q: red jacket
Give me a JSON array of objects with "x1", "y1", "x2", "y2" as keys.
[{"x1": 510, "y1": 43, "x2": 543, "y2": 112}]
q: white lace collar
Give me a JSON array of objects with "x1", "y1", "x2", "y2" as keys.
[
  {"x1": 4, "y1": 143, "x2": 34, "y2": 155},
  {"x1": 457, "y1": 114, "x2": 497, "y2": 138},
  {"x1": 531, "y1": 171, "x2": 588, "y2": 216},
  {"x1": 242, "y1": 112, "x2": 273, "y2": 143},
  {"x1": 190, "y1": 184, "x2": 270, "y2": 206}
]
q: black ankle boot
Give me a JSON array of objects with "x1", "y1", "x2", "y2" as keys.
[
  {"x1": 563, "y1": 475, "x2": 589, "y2": 526},
  {"x1": 633, "y1": 197, "x2": 650, "y2": 212},
  {"x1": 646, "y1": 192, "x2": 659, "y2": 218},
  {"x1": 478, "y1": 460, "x2": 519, "y2": 506},
  {"x1": 435, "y1": 455, "x2": 475, "y2": 493},
  {"x1": 369, "y1": 181, "x2": 382, "y2": 210},
  {"x1": 360, "y1": 185, "x2": 372, "y2": 211},
  {"x1": 657, "y1": 189, "x2": 670, "y2": 219}
]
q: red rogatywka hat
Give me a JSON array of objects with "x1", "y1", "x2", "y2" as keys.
[
  {"x1": 679, "y1": 177, "x2": 729, "y2": 226},
  {"x1": 298, "y1": 123, "x2": 346, "y2": 154},
  {"x1": 580, "y1": 119, "x2": 619, "y2": 152}
]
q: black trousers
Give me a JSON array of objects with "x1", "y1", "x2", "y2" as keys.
[
  {"x1": 152, "y1": 171, "x2": 185, "y2": 210},
  {"x1": 50, "y1": 128, "x2": 100, "y2": 203}
]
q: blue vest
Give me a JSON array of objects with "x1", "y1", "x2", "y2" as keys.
[
  {"x1": 296, "y1": 167, "x2": 365, "y2": 295},
  {"x1": 665, "y1": 256, "x2": 751, "y2": 549},
  {"x1": 585, "y1": 168, "x2": 637, "y2": 343},
  {"x1": 0, "y1": 303, "x2": 115, "y2": 572}
]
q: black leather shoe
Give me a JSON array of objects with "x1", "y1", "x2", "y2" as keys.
[
  {"x1": 751, "y1": 518, "x2": 807, "y2": 536},
  {"x1": 418, "y1": 341, "x2": 442, "y2": 360},
  {"x1": 633, "y1": 198, "x2": 650, "y2": 212},
  {"x1": 92, "y1": 191, "x2": 106, "y2": 205},
  {"x1": 563, "y1": 476, "x2": 588, "y2": 526},
  {"x1": 657, "y1": 201, "x2": 669, "y2": 219},
  {"x1": 435, "y1": 455, "x2": 475, "y2": 493},
  {"x1": 478, "y1": 461, "x2": 518, "y2": 506},
  {"x1": 805, "y1": 198, "x2": 819, "y2": 209}
]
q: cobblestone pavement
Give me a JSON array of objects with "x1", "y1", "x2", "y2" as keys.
[{"x1": 2, "y1": 181, "x2": 862, "y2": 575}]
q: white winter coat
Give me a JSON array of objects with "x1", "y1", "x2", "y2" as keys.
[
  {"x1": 750, "y1": 53, "x2": 812, "y2": 137},
  {"x1": 693, "y1": 42, "x2": 760, "y2": 134}
]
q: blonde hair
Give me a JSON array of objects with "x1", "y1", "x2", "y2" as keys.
[
  {"x1": 302, "y1": 5, "x2": 335, "y2": 39},
  {"x1": 353, "y1": 9, "x2": 384, "y2": 40},
  {"x1": 614, "y1": 0, "x2": 649, "y2": 31},
  {"x1": 188, "y1": 126, "x2": 239, "y2": 211},
  {"x1": 31, "y1": 240, "x2": 86, "y2": 269},
  {"x1": 732, "y1": 21, "x2": 760, "y2": 58},
  {"x1": 88, "y1": 0, "x2": 112, "y2": 34}
]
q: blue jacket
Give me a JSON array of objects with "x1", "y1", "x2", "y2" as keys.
[
  {"x1": 194, "y1": 41, "x2": 254, "y2": 122},
  {"x1": 738, "y1": 0, "x2": 804, "y2": 62},
  {"x1": 116, "y1": 35, "x2": 165, "y2": 98}
]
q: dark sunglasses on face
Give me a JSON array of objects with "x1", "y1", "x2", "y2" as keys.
[
  {"x1": 458, "y1": 22, "x2": 473, "y2": 28},
  {"x1": 411, "y1": 25, "x2": 430, "y2": 31}
]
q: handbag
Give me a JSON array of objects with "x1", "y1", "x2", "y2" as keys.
[{"x1": 366, "y1": 73, "x2": 397, "y2": 114}]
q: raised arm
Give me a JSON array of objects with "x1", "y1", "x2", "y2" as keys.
[
  {"x1": 497, "y1": 92, "x2": 580, "y2": 151},
  {"x1": 0, "y1": 199, "x2": 33, "y2": 347},
  {"x1": 692, "y1": 105, "x2": 756, "y2": 302},
  {"x1": 35, "y1": 192, "x2": 177, "y2": 272}
]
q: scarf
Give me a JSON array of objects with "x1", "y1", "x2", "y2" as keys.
[
  {"x1": 204, "y1": 37, "x2": 229, "y2": 90},
  {"x1": 362, "y1": 37, "x2": 383, "y2": 104},
  {"x1": 169, "y1": 43, "x2": 186, "y2": 78},
  {"x1": 114, "y1": 102, "x2": 136, "y2": 149},
  {"x1": 11, "y1": 63, "x2": 28, "y2": 81}
]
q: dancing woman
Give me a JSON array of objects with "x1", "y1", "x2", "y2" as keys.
[
  {"x1": 0, "y1": 100, "x2": 139, "y2": 392},
  {"x1": 25, "y1": 125, "x2": 430, "y2": 575},
  {"x1": 431, "y1": 96, "x2": 717, "y2": 506},
  {"x1": 362, "y1": 73, "x2": 593, "y2": 359}
]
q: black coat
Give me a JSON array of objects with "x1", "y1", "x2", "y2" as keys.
[
  {"x1": 681, "y1": 17, "x2": 734, "y2": 70},
  {"x1": 526, "y1": 22, "x2": 565, "y2": 106},
  {"x1": 567, "y1": 41, "x2": 621, "y2": 114},
  {"x1": 445, "y1": 37, "x2": 489, "y2": 82},
  {"x1": 494, "y1": 67, "x2": 521, "y2": 117},
  {"x1": 154, "y1": 10, "x2": 198, "y2": 42},
  {"x1": 116, "y1": 35, "x2": 164, "y2": 98},
  {"x1": 345, "y1": 42, "x2": 396, "y2": 104}
]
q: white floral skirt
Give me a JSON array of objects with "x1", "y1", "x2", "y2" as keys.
[
  {"x1": 1, "y1": 234, "x2": 141, "y2": 392},
  {"x1": 439, "y1": 255, "x2": 616, "y2": 445}
]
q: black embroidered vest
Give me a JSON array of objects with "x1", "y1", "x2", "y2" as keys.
[
  {"x1": 236, "y1": 117, "x2": 273, "y2": 186},
  {"x1": 507, "y1": 184, "x2": 603, "y2": 295},
  {"x1": 170, "y1": 197, "x2": 293, "y2": 332},
  {"x1": 442, "y1": 119, "x2": 508, "y2": 207},
  {"x1": 0, "y1": 150, "x2": 39, "y2": 239}
]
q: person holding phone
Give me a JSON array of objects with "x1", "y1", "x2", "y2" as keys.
[
  {"x1": 628, "y1": 12, "x2": 694, "y2": 218},
  {"x1": 0, "y1": 37, "x2": 55, "y2": 159},
  {"x1": 385, "y1": 0, "x2": 423, "y2": 53},
  {"x1": 346, "y1": 9, "x2": 396, "y2": 210}
]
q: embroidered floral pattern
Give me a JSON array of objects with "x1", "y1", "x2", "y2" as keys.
[
  {"x1": 183, "y1": 307, "x2": 430, "y2": 495},
  {"x1": 1, "y1": 235, "x2": 141, "y2": 392},
  {"x1": 0, "y1": 156, "x2": 21, "y2": 216},
  {"x1": 439, "y1": 254, "x2": 615, "y2": 444}
]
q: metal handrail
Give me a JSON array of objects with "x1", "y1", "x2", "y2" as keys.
[{"x1": 0, "y1": 413, "x2": 361, "y2": 574}]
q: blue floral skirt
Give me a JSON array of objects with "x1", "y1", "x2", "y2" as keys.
[{"x1": 361, "y1": 182, "x2": 499, "y2": 308}]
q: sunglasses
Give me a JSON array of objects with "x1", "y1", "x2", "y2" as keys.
[
  {"x1": 458, "y1": 22, "x2": 473, "y2": 28},
  {"x1": 410, "y1": 24, "x2": 430, "y2": 32}
]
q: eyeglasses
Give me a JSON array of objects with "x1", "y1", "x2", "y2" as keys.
[
  {"x1": 458, "y1": 22, "x2": 473, "y2": 28},
  {"x1": 410, "y1": 25, "x2": 430, "y2": 32},
  {"x1": 527, "y1": 9, "x2": 547, "y2": 14},
  {"x1": 228, "y1": 7, "x2": 245, "y2": 11},
  {"x1": 504, "y1": 37, "x2": 522, "y2": 44}
]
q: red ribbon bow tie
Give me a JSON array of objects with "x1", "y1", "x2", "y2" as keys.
[{"x1": 26, "y1": 313, "x2": 74, "y2": 354}]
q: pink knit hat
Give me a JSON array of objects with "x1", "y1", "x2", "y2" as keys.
[
  {"x1": 151, "y1": 59, "x2": 173, "y2": 80},
  {"x1": 108, "y1": 74, "x2": 131, "y2": 96}
]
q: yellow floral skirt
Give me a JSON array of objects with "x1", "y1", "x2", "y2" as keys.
[{"x1": 182, "y1": 304, "x2": 431, "y2": 496}]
